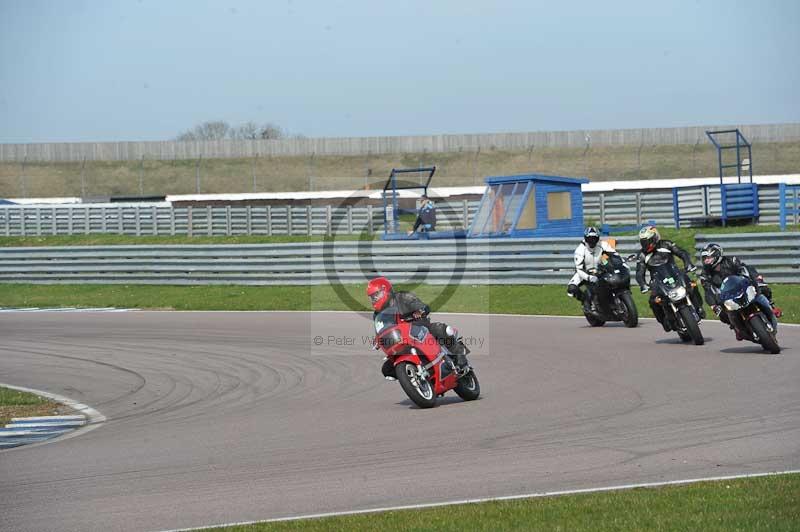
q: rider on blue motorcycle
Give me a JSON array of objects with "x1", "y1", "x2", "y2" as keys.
[{"x1": 699, "y1": 242, "x2": 780, "y2": 334}]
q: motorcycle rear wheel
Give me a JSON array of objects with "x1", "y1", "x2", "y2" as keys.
[
  {"x1": 678, "y1": 306, "x2": 704, "y2": 345},
  {"x1": 454, "y1": 370, "x2": 480, "y2": 401},
  {"x1": 620, "y1": 292, "x2": 638, "y2": 328},
  {"x1": 749, "y1": 315, "x2": 781, "y2": 354},
  {"x1": 396, "y1": 362, "x2": 437, "y2": 408}
]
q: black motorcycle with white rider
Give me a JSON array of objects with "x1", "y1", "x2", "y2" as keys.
[
  {"x1": 636, "y1": 226, "x2": 706, "y2": 345},
  {"x1": 568, "y1": 227, "x2": 638, "y2": 328}
]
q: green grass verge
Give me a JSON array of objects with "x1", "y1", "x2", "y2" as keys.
[
  {"x1": 1, "y1": 283, "x2": 798, "y2": 323},
  {"x1": 209, "y1": 473, "x2": 800, "y2": 531},
  {"x1": 0, "y1": 386, "x2": 58, "y2": 426}
]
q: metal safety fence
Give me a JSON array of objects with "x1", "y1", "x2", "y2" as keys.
[
  {"x1": 0, "y1": 201, "x2": 478, "y2": 237},
  {"x1": 0, "y1": 184, "x2": 794, "y2": 237},
  {"x1": 0, "y1": 238, "x2": 639, "y2": 285}
]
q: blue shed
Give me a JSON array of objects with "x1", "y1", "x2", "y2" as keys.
[{"x1": 468, "y1": 174, "x2": 588, "y2": 238}]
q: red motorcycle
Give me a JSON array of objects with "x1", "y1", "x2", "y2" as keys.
[{"x1": 374, "y1": 305, "x2": 480, "y2": 408}]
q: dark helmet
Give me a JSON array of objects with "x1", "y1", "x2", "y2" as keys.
[
  {"x1": 583, "y1": 226, "x2": 600, "y2": 249},
  {"x1": 638, "y1": 225, "x2": 661, "y2": 254},
  {"x1": 701, "y1": 243, "x2": 723, "y2": 267},
  {"x1": 367, "y1": 276, "x2": 393, "y2": 311}
]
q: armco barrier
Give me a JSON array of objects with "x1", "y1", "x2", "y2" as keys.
[
  {"x1": 0, "y1": 202, "x2": 478, "y2": 237},
  {"x1": 694, "y1": 232, "x2": 800, "y2": 284},
  {"x1": 0, "y1": 238, "x2": 640, "y2": 286},
  {"x1": 0, "y1": 183, "x2": 790, "y2": 236}
]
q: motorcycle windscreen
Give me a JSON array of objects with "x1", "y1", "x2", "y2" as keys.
[
  {"x1": 374, "y1": 306, "x2": 400, "y2": 334},
  {"x1": 719, "y1": 275, "x2": 750, "y2": 304},
  {"x1": 651, "y1": 262, "x2": 683, "y2": 291}
]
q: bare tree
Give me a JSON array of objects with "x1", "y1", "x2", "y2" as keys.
[
  {"x1": 230, "y1": 121, "x2": 261, "y2": 140},
  {"x1": 259, "y1": 123, "x2": 284, "y2": 140},
  {"x1": 175, "y1": 120, "x2": 231, "y2": 141},
  {"x1": 176, "y1": 120, "x2": 289, "y2": 141}
]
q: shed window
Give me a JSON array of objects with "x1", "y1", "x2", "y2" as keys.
[
  {"x1": 515, "y1": 186, "x2": 537, "y2": 229},
  {"x1": 547, "y1": 191, "x2": 572, "y2": 220}
]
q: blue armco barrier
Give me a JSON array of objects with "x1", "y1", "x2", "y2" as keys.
[
  {"x1": 720, "y1": 183, "x2": 758, "y2": 224},
  {"x1": 779, "y1": 182, "x2": 800, "y2": 230}
]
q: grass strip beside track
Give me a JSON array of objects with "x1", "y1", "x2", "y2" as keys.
[
  {"x1": 1, "y1": 284, "x2": 798, "y2": 324},
  {"x1": 0, "y1": 224, "x2": 796, "y2": 248},
  {"x1": 0, "y1": 386, "x2": 60, "y2": 426},
  {"x1": 203, "y1": 473, "x2": 800, "y2": 531}
]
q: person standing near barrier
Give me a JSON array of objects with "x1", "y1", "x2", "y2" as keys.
[{"x1": 408, "y1": 194, "x2": 436, "y2": 235}]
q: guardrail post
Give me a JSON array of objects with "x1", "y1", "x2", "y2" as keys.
[
  {"x1": 635, "y1": 192, "x2": 642, "y2": 226},
  {"x1": 188, "y1": 207, "x2": 193, "y2": 237},
  {"x1": 51, "y1": 207, "x2": 56, "y2": 235},
  {"x1": 35, "y1": 207, "x2": 41, "y2": 236},
  {"x1": 779, "y1": 182, "x2": 787, "y2": 230},
  {"x1": 153, "y1": 206, "x2": 159, "y2": 236},
  {"x1": 246, "y1": 205, "x2": 252, "y2": 235},
  {"x1": 267, "y1": 205, "x2": 272, "y2": 236},
  {"x1": 307, "y1": 205, "x2": 312, "y2": 236},
  {"x1": 101, "y1": 206, "x2": 107, "y2": 233},
  {"x1": 367, "y1": 204, "x2": 374, "y2": 234},
  {"x1": 287, "y1": 206, "x2": 293, "y2": 235},
  {"x1": 226, "y1": 206, "x2": 232, "y2": 236},
  {"x1": 463, "y1": 199, "x2": 469, "y2": 229},
  {"x1": 170, "y1": 208, "x2": 176, "y2": 235},
  {"x1": 672, "y1": 187, "x2": 680, "y2": 229},
  {"x1": 347, "y1": 205, "x2": 353, "y2": 234},
  {"x1": 795, "y1": 186, "x2": 799, "y2": 226},
  {"x1": 135, "y1": 205, "x2": 141, "y2": 236},
  {"x1": 4, "y1": 209, "x2": 9, "y2": 236},
  {"x1": 118, "y1": 205, "x2": 123, "y2": 234},
  {"x1": 326, "y1": 205, "x2": 332, "y2": 236},
  {"x1": 207, "y1": 206, "x2": 213, "y2": 236},
  {"x1": 599, "y1": 193, "x2": 606, "y2": 225}
]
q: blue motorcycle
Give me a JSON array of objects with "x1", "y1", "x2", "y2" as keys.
[{"x1": 719, "y1": 275, "x2": 780, "y2": 354}]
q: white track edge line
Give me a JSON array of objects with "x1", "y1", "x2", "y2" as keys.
[
  {"x1": 0, "y1": 382, "x2": 106, "y2": 452},
  {"x1": 68, "y1": 309, "x2": 798, "y2": 327},
  {"x1": 156, "y1": 469, "x2": 800, "y2": 532}
]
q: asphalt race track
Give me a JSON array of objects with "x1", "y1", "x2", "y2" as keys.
[{"x1": 1, "y1": 311, "x2": 798, "y2": 532}]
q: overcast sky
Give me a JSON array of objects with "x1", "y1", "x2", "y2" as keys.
[{"x1": 1, "y1": 0, "x2": 798, "y2": 143}]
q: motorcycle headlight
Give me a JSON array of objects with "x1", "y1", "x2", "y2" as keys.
[
  {"x1": 667, "y1": 286, "x2": 686, "y2": 301},
  {"x1": 746, "y1": 285, "x2": 757, "y2": 301},
  {"x1": 723, "y1": 299, "x2": 740, "y2": 311}
]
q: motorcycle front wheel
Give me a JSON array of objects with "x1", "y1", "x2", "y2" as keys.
[
  {"x1": 396, "y1": 362, "x2": 437, "y2": 408},
  {"x1": 749, "y1": 315, "x2": 781, "y2": 354},
  {"x1": 584, "y1": 312, "x2": 605, "y2": 327},
  {"x1": 454, "y1": 370, "x2": 480, "y2": 401},
  {"x1": 678, "y1": 305, "x2": 704, "y2": 345},
  {"x1": 619, "y1": 292, "x2": 638, "y2": 328}
]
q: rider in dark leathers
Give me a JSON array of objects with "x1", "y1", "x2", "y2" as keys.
[
  {"x1": 698, "y1": 242, "x2": 780, "y2": 333},
  {"x1": 635, "y1": 226, "x2": 705, "y2": 331},
  {"x1": 367, "y1": 277, "x2": 469, "y2": 379}
]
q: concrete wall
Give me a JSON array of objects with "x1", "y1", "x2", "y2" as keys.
[{"x1": 3, "y1": 123, "x2": 799, "y2": 162}]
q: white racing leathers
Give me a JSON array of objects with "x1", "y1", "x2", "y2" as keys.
[{"x1": 568, "y1": 240, "x2": 618, "y2": 287}]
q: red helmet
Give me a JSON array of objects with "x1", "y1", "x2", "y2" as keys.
[{"x1": 367, "y1": 277, "x2": 392, "y2": 311}]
